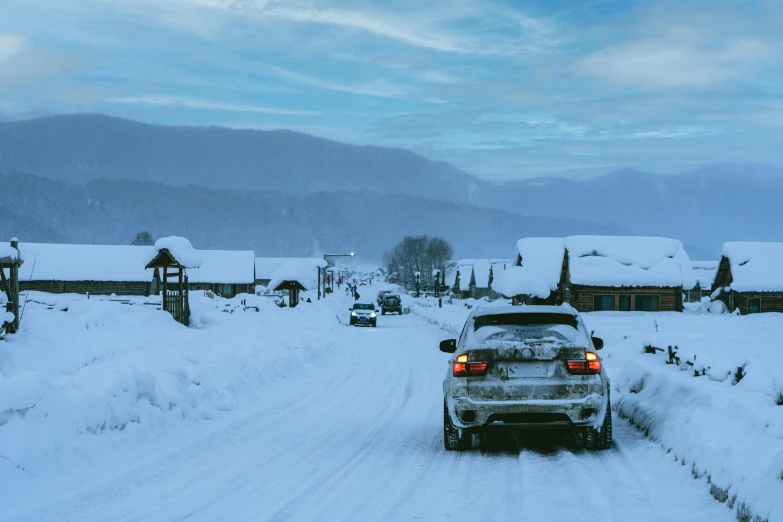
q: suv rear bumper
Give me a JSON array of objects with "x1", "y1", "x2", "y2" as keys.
[{"x1": 447, "y1": 394, "x2": 607, "y2": 430}]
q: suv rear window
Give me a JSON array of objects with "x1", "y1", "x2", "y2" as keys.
[
  {"x1": 474, "y1": 313, "x2": 578, "y2": 330},
  {"x1": 472, "y1": 313, "x2": 585, "y2": 345}
]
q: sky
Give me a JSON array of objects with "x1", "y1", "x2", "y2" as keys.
[{"x1": 0, "y1": 0, "x2": 781, "y2": 181}]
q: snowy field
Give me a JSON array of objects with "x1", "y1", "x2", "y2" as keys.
[{"x1": 0, "y1": 288, "x2": 778, "y2": 521}]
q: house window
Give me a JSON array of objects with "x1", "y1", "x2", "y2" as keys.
[
  {"x1": 593, "y1": 295, "x2": 616, "y2": 311},
  {"x1": 748, "y1": 298, "x2": 761, "y2": 314},
  {"x1": 217, "y1": 284, "x2": 234, "y2": 296},
  {"x1": 619, "y1": 295, "x2": 631, "y2": 311},
  {"x1": 635, "y1": 295, "x2": 660, "y2": 312}
]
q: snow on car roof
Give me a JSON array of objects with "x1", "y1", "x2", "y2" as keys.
[
  {"x1": 722, "y1": 242, "x2": 783, "y2": 292},
  {"x1": 470, "y1": 304, "x2": 578, "y2": 318},
  {"x1": 565, "y1": 235, "x2": 694, "y2": 288}
]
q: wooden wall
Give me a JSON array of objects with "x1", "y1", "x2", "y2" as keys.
[
  {"x1": 570, "y1": 285, "x2": 683, "y2": 312},
  {"x1": 20, "y1": 280, "x2": 152, "y2": 296},
  {"x1": 719, "y1": 292, "x2": 783, "y2": 315}
]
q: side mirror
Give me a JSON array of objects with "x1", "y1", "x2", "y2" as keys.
[
  {"x1": 591, "y1": 337, "x2": 604, "y2": 350},
  {"x1": 439, "y1": 339, "x2": 457, "y2": 353}
]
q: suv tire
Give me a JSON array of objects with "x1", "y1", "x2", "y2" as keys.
[
  {"x1": 444, "y1": 403, "x2": 470, "y2": 451},
  {"x1": 583, "y1": 403, "x2": 613, "y2": 450}
]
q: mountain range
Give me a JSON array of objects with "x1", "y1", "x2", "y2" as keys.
[{"x1": 2, "y1": 113, "x2": 782, "y2": 260}]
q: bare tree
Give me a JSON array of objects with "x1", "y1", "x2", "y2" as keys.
[
  {"x1": 131, "y1": 231, "x2": 154, "y2": 246},
  {"x1": 384, "y1": 235, "x2": 453, "y2": 290}
]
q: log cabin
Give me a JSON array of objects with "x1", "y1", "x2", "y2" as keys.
[{"x1": 712, "y1": 242, "x2": 783, "y2": 314}]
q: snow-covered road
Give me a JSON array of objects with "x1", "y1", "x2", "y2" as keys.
[{"x1": 14, "y1": 304, "x2": 734, "y2": 522}]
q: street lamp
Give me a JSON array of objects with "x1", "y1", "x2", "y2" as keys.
[
  {"x1": 321, "y1": 252, "x2": 356, "y2": 299},
  {"x1": 415, "y1": 271, "x2": 421, "y2": 298},
  {"x1": 432, "y1": 269, "x2": 441, "y2": 298}
]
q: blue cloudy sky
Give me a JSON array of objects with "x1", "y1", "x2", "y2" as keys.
[{"x1": 1, "y1": 0, "x2": 781, "y2": 180}]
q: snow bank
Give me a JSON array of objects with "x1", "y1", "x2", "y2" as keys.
[
  {"x1": 722, "y1": 242, "x2": 783, "y2": 292},
  {"x1": 583, "y1": 312, "x2": 783, "y2": 522},
  {"x1": 566, "y1": 236, "x2": 694, "y2": 288},
  {"x1": 492, "y1": 266, "x2": 551, "y2": 299},
  {"x1": 0, "y1": 291, "x2": 341, "y2": 502},
  {"x1": 153, "y1": 236, "x2": 203, "y2": 269},
  {"x1": 268, "y1": 258, "x2": 328, "y2": 291}
]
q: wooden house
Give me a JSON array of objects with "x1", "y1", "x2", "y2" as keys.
[
  {"x1": 712, "y1": 242, "x2": 783, "y2": 314},
  {"x1": 188, "y1": 249, "x2": 255, "y2": 298},
  {"x1": 561, "y1": 236, "x2": 692, "y2": 312},
  {"x1": 18, "y1": 243, "x2": 158, "y2": 296},
  {"x1": 501, "y1": 236, "x2": 693, "y2": 312}
]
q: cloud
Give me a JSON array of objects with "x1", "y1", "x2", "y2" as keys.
[
  {"x1": 105, "y1": 95, "x2": 319, "y2": 115},
  {"x1": 263, "y1": 64, "x2": 413, "y2": 98},
  {"x1": 0, "y1": 33, "x2": 78, "y2": 90},
  {"x1": 0, "y1": 34, "x2": 25, "y2": 64},
  {"x1": 576, "y1": 30, "x2": 767, "y2": 88}
]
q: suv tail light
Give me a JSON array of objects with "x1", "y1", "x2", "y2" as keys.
[
  {"x1": 453, "y1": 354, "x2": 489, "y2": 377},
  {"x1": 565, "y1": 352, "x2": 601, "y2": 375}
]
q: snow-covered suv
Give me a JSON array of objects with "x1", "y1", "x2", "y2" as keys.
[{"x1": 440, "y1": 305, "x2": 611, "y2": 451}]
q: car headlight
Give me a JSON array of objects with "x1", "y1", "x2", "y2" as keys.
[
  {"x1": 370, "y1": 313, "x2": 376, "y2": 318},
  {"x1": 351, "y1": 312, "x2": 357, "y2": 316}
]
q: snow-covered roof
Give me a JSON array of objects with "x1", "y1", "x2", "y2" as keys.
[
  {"x1": 18, "y1": 243, "x2": 156, "y2": 282},
  {"x1": 458, "y1": 265, "x2": 474, "y2": 291},
  {"x1": 472, "y1": 261, "x2": 492, "y2": 289},
  {"x1": 443, "y1": 263, "x2": 458, "y2": 288},
  {"x1": 491, "y1": 266, "x2": 551, "y2": 299},
  {"x1": 689, "y1": 261, "x2": 718, "y2": 290},
  {"x1": 268, "y1": 259, "x2": 328, "y2": 292},
  {"x1": 565, "y1": 236, "x2": 694, "y2": 288},
  {"x1": 153, "y1": 236, "x2": 202, "y2": 269},
  {"x1": 722, "y1": 242, "x2": 783, "y2": 292},
  {"x1": 0, "y1": 243, "x2": 20, "y2": 263},
  {"x1": 255, "y1": 258, "x2": 317, "y2": 281},
  {"x1": 187, "y1": 250, "x2": 255, "y2": 284},
  {"x1": 515, "y1": 238, "x2": 566, "y2": 292}
]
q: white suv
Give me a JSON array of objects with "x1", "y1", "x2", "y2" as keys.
[{"x1": 440, "y1": 305, "x2": 611, "y2": 451}]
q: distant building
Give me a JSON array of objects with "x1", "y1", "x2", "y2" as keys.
[
  {"x1": 188, "y1": 250, "x2": 256, "y2": 298},
  {"x1": 18, "y1": 243, "x2": 158, "y2": 296},
  {"x1": 18, "y1": 242, "x2": 256, "y2": 298},
  {"x1": 712, "y1": 242, "x2": 783, "y2": 314},
  {"x1": 499, "y1": 236, "x2": 693, "y2": 312}
]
